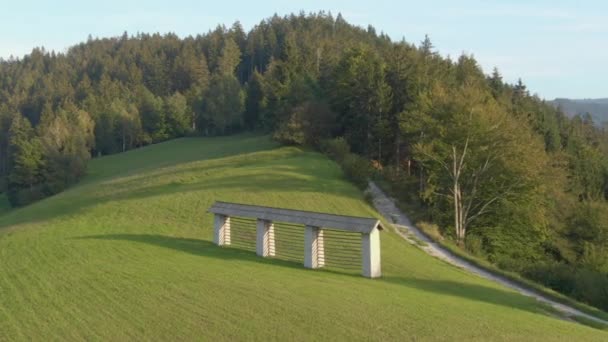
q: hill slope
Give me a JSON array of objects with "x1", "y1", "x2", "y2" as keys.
[
  {"x1": 550, "y1": 98, "x2": 608, "y2": 124},
  {"x1": 0, "y1": 135, "x2": 605, "y2": 340}
]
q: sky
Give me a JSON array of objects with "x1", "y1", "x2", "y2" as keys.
[{"x1": 0, "y1": 0, "x2": 606, "y2": 100}]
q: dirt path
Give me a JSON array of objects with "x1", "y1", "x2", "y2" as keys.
[{"x1": 367, "y1": 181, "x2": 608, "y2": 325}]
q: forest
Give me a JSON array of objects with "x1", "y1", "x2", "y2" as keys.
[{"x1": 0, "y1": 12, "x2": 606, "y2": 311}]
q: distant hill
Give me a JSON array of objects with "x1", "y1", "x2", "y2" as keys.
[{"x1": 550, "y1": 98, "x2": 608, "y2": 125}]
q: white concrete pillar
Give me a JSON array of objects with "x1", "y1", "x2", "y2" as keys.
[
  {"x1": 362, "y1": 228, "x2": 381, "y2": 278},
  {"x1": 214, "y1": 214, "x2": 231, "y2": 246},
  {"x1": 304, "y1": 226, "x2": 324, "y2": 269},
  {"x1": 256, "y1": 219, "x2": 275, "y2": 257}
]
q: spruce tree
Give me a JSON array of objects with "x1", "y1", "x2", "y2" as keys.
[{"x1": 7, "y1": 114, "x2": 44, "y2": 205}]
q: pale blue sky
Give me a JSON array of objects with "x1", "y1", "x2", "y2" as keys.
[{"x1": 1, "y1": 0, "x2": 606, "y2": 99}]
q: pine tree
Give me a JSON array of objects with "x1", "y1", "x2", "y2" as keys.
[
  {"x1": 203, "y1": 74, "x2": 245, "y2": 135},
  {"x1": 488, "y1": 67, "x2": 503, "y2": 98},
  {"x1": 7, "y1": 114, "x2": 44, "y2": 205},
  {"x1": 330, "y1": 46, "x2": 391, "y2": 157},
  {"x1": 0, "y1": 111, "x2": 14, "y2": 192},
  {"x1": 164, "y1": 92, "x2": 191, "y2": 137},
  {"x1": 217, "y1": 38, "x2": 242, "y2": 77},
  {"x1": 111, "y1": 100, "x2": 141, "y2": 152},
  {"x1": 244, "y1": 70, "x2": 266, "y2": 129},
  {"x1": 420, "y1": 34, "x2": 435, "y2": 57},
  {"x1": 38, "y1": 103, "x2": 94, "y2": 194},
  {"x1": 139, "y1": 87, "x2": 168, "y2": 143}
]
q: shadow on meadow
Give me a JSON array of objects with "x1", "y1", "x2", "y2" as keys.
[
  {"x1": 100, "y1": 166, "x2": 358, "y2": 206},
  {"x1": 75, "y1": 233, "x2": 316, "y2": 271},
  {"x1": 0, "y1": 146, "x2": 362, "y2": 230},
  {"x1": 82, "y1": 134, "x2": 280, "y2": 185},
  {"x1": 0, "y1": 136, "x2": 280, "y2": 230},
  {"x1": 382, "y1": 276, "x2": 559, "y2": 319},
  {"x1": 76, "y1": 233, "x2": 562, "y2": 322}
]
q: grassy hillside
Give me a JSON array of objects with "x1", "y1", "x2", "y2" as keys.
[{"x1": 0, "y1": 134, "x2": 605, "y2": 340}]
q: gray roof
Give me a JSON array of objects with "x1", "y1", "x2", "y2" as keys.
[{"x1": 208, "y1": 201, "x2": 383, "y2": 233}]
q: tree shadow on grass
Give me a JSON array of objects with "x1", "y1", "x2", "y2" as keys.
[
  {"x1": 83, "y1": 134, "x2": 281, "y2": 185},
  {"x1": 75, "y1": 233, "x2": 320, "y2": 273},
  {"x1": 0, "y1": 148, "x2": 362, "y2": 230},
  {"x1": 0, "y1": 135, "x2": 278, "y2": 227},
  {"x1": 75, "y1": 233, "x2": 563, "y2": 322},
  {"x1": 75, "y1": 233, "x2": 368, "y2": 279},
  {"x1": 381, "y1": 276, "x2": 562, "y2": 319}
]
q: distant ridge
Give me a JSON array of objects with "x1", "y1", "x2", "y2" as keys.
[{"x1": 550, "y1": 98, "x2": 608, "y2": 125}]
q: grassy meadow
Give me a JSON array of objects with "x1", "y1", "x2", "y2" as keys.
[{"x1": 0, "y1": 134, "x2": 606, "y2": 340}]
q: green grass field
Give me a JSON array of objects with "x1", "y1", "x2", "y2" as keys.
[{"x1": 0, "y1": 134, "x2": 606, "y2": 340}]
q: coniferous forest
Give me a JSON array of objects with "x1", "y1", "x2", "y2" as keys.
[{"x1": 0, "y1": 13, "x2": 607, "y2": 310}]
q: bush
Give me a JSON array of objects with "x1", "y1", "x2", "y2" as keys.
[
  {"x1": 465, "y1": 234, "x2": 484, "y2": 256},
  {"x1": 318, "y1": 137, "x2": 371, "y2": 189},
  {"x1": 523, "y1": 263, "x2": 608, "y2": 311},
  {"x1": 8, "y1": 185, "x2": 46, "y2": 207},
  {"x1": 523, "y1": 263, "x2": 577, "y2": 294},
  {"x1": 341, "y1": 153, "x2": 372, "y2": 189},
  {"x1": 273, "y1": 101, "x2": 337, "y2": 147},
  {"x1": 417, "y1": 221, "x2": 443, "y2": 241},
  {"x1": 494, "y1": 256, "x2": 528, "y2": 273},
  {"x1": 273, "y1": 114, "x2": 306, "y2": 145},
  {"x1": 363, "y1": 189, "x2": 374, "y2": 206},
  {"x1": 573, "y1": 269, "x2": 608, "y2": 311},
  {"x1": 321, "y1": 137, "x2": 350, "y2": 163}
]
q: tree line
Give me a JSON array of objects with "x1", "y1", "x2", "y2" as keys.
[{"x1": 0, "y1": 12, "x2": 607, "y2": 310}]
